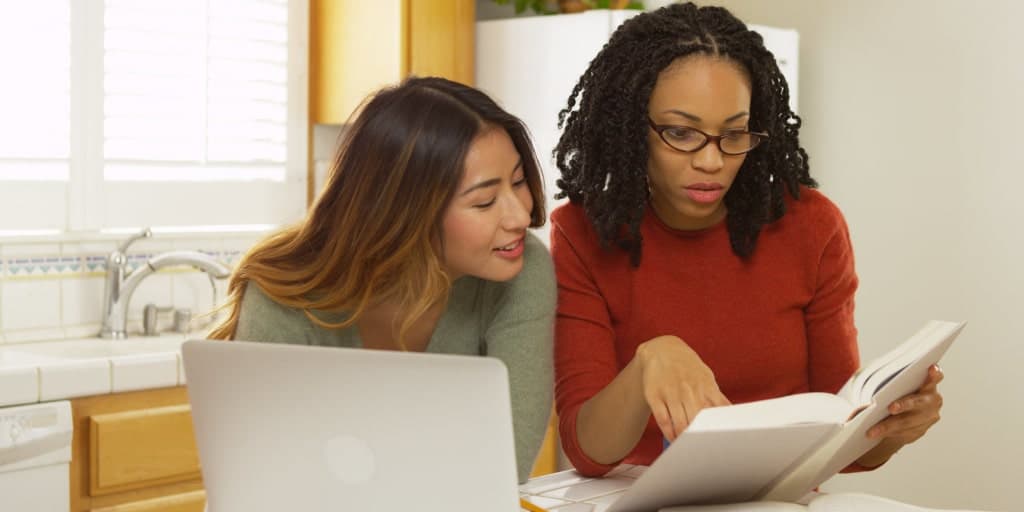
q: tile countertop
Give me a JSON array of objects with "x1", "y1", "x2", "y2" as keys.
[{"x1": 0, "y1": 335, "x2": 189, "y2": 407}]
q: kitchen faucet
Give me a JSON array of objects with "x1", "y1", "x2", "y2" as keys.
[{"x1": 100, "y1": 228, "x2": 232, "y2": 339}]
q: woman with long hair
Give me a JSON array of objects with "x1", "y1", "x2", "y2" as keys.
[
  {"x1": 209, "y1": 76, "x2": 554, "y2": 483},
  {"x1": 551, "y1": 3, "x2": 944, "y2": 476}
]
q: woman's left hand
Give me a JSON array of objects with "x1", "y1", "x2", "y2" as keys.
[
  {"x1": 856, "y1": 364, "x2": 944, "y2": 467},
  {"x1": 869, "y1": 364, "x2": 945, "y2": 443}
]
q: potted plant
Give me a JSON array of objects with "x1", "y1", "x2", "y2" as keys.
[{"x1": 489, "y1": 0, "x2": 645, "y2": 15}]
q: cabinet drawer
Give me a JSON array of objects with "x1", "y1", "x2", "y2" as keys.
[
  {"x1": 89, "y1": 404, "x2": 201, "y2": 496},
  {"x1": 90, "y1": 490, "x2": 206, "y2": 512}
]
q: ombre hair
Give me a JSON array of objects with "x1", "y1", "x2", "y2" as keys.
[{"x1": 208, "y1": 77, "x2": 546, "y2": 345}]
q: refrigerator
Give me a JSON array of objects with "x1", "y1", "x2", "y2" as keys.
[{"x1": 476, "y1": 9, "x2": 799, "y2": 247}]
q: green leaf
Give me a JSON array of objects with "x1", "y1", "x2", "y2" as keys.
[{"x1": 489, "y1": 0, "x2": 555, "y2": 15}]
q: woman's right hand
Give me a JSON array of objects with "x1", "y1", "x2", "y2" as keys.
[{"x1": 635, "y1": 335, "x2": 731, "y2": 441}]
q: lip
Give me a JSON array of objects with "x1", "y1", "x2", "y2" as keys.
[
  {"x1": 684, "y1": 183, "x2": 724, "y2": 204},
  {"x1": 686, "y1": 182, "x2": 724, "y2": 191},
  {"x1": 493, "y1": 236, "x2": 525, "y2": 260}
]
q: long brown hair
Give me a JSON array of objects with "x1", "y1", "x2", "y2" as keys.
[{"x1": 209, "y1": 77, "x2": 546, "y2": 345}]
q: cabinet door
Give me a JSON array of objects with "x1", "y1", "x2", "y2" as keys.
[
  {"x1": 89, "y1": 404, "x2": 201, "y2": 496},
  {"x1": 309, "y1": 0, "x2": 404, "y2": 124},
  {"x1": 407, "y1": 0, "x2": 475, "y2": 85},
  {"x1": 89, "y1": 490, "x2": 206, "y2": 512},
  {"x1": 72, "y1": 387, "x2": 205, "y2": 512},
  {"x1": 309, "y1": 0, "x2": 476, "y2": 124}
]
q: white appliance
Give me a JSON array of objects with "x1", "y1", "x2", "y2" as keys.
[
  {"x1": 0, "y1": 400, "x2": 73, "y2": 512},
  {"x1": 476, "y1": 10, "x2": 799, "y2": 246}
]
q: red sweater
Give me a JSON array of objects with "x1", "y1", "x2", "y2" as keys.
[{"x1": 551, "y1": 187, "x2": 860, "y2": 476}]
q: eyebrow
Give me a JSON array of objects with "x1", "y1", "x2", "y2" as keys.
[
  {"x1": 661, "y1": 109, "x2": 750, "y2": 124},
  {"x1": 459, "y1": 159, "x2": 524, "y2": 197}
]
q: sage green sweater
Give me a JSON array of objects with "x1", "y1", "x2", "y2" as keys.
[{"x1": 234, "y1": 233, "x2": 555, "y2": 483}]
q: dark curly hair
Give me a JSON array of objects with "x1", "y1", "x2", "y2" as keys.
[{"x1": 554, "y1": 2, "x2": 815, "y2": 265}]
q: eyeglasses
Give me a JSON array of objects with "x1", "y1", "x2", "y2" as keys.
[{"x1": 647, "y1": 117, "x2": 769, "y2": 155}]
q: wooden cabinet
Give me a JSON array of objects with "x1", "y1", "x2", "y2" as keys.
[
  {"x1": 406, "y1": 0, "x2": 475, "y2": 86},
  {"x1": 309, "y1": 0, "x2": 476, "y2": 125},
  {"x1": 70, "y1": 387, "x2": 205, "y2": 512},
  {"x1": 530, "y1": 413, "x2": 560, "y2": 477}
]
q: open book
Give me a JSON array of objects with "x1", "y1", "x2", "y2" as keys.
[
  {"x1": 660, "y1": 492, "x2": 989, "y2": 512},
  {"x1": 604, "y1": 320, "x2": 967, "y2": 512}
]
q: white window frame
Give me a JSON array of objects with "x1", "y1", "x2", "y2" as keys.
[{"x1": 0, "y1": 0, "x2": 308, "y2": 237}]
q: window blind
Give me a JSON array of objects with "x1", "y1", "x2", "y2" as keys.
[
  {"x1": 0, "y1": 0, "x2": 71, "y2": 181},
  {"x1": 0, "y1": 0, "x2": 307, "y2": 233},
  {"x1": 103, "y1": 0, "x2": 290, "y2": 181}
]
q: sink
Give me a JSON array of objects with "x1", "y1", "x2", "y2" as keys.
[{"x1": 1, "y1": 335, "x2": 186, "y2": 361}]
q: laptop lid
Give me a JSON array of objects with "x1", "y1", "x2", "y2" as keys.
[{"x1": 182, "y1": 339, "x2": 521, "y2": 512}]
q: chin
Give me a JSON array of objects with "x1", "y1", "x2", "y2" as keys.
[
  {"x1": 678, "y1": 200, "x2": 723, "y2": 219},
  {"x1": 481, "y1": 260, "x2": 525, "y2": 283}
]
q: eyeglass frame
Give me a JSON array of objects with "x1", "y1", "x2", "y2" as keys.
[{"x1": 647, "y1": 117, "x2": 769, "y2": 156}]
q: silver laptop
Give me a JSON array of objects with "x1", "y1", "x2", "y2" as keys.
[{"x1": 182, "y1": 339, "x2": 521, "y2": 512}]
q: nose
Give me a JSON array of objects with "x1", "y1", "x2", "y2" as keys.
[
  {"x1": 691, "y1": 141, "x2": 725, "y2": 173},
  {"x1": 501, "y1": 190, "x2": 532, "y2": 232}
]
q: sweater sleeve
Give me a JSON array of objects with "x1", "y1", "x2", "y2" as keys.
[
  {"x1": 805, "y1": 206, "x2": 860, "y2": 395},
  {"x1": 803, "y1": 205, "x2": 879, "y2": 474},
  {"x1": 483, "y1": 234, "x2": 556, "y2": 484},
  {"x1": 551, "y1": 217, "x2": 626, "y2": 477}
]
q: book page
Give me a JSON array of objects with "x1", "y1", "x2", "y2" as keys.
[
  {"x1": 764, "y1": 321, "x2": 966, "y2": 502},
  {"x1": 659, "y1": 491, "x2": 991, "y2": 511},
  {"x1": 857, "y1": 321, "x2": 959, "y2": 404},
  {"x1": 660, "y1": 502, "x2": 805, "y2": 512},
  {"x1": 819, "y1": 322, "x2": 967, "y2": 484},
  {"x1": 607, "y1": 423, "x2": 839, "y2": 512},
  {"x1": 808, "y1": 492, "x2": 991, "y2": 512},
  {"x1": 688, "y1": 393, "x2": 853, "y2": 432},
  {"x1": 760, "y1": 406, "x2": 881, "y2": 502},
  {"x1": 836, "y1": 321, "x2": 940, "y2": 405}
]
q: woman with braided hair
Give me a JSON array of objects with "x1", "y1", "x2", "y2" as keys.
[{"x1": 551, "y1": 3, "x2": 944, "y2": 476}]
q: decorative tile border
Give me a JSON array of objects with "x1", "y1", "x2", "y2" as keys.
[
  {"x1": 5, "y1": 256, "x2": 82, "y2": 278},
  {"x1": 83, "y1": 255, "x2": 106, "y2": 274},
  {"x1": 221, "y1": 250, "x2": 243, "y2": 267}
]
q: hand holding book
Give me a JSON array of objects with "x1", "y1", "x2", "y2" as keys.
[
  {"x1": 607, "y1": 320, "x2": 965, "y2": 512},
  {"x1": 857, "y1": 363, "x2": 945, "y2": 467}
]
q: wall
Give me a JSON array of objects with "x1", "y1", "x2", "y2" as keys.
[{"x1": 693, "y1": 1, "x2": 1021, "y2": 510}]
